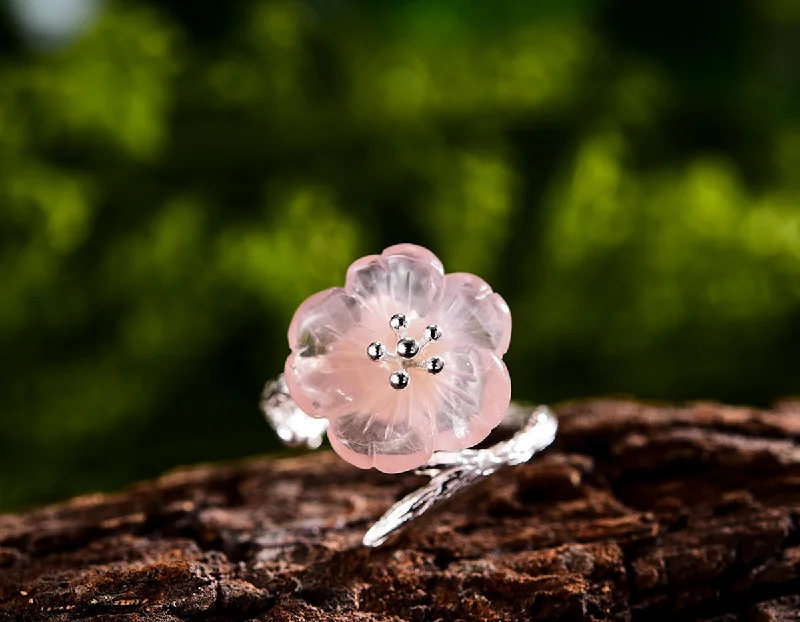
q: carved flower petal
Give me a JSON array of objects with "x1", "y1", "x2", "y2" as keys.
[
  {"x1": 423, "y1": 346, "x2": 511, "y2": 451},
  {"x1": 431, "y1": 272, "x2": 512, "y2": 356},
  {"x1": 287, "y1": 287, "x2": 364, "y2": 351},
  {"x1": 327, "y1": 389, "x2": 435, "y2": 473},
  {"x1": 285, "y1": 287, "x2": 376, "y2": 418},
  {"x1": 345, "y1": 243, "x2": 445, "y2": 322}
]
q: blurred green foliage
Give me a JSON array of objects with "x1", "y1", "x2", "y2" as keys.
[{"x1": 1, "y1": 0, "x2": 799, "y2": 511}]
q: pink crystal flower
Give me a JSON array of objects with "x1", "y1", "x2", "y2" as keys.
[{"x1": 284, "y1": 244, "x2": 512, "y2": 473}]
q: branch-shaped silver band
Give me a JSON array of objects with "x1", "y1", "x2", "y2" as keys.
[{"x1": 260, "y1": 375, "x2": 558, "y2": 547}]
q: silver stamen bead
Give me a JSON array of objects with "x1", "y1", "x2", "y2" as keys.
[
  {"x1": 389, "y1": 370, "x2": 410, "y2": 390},
  {"x1": 389, "y1": 313, "x2": 408, "y2": 332},
  {"x1": 367, "y1": 342, "x2": 386, "y2": 361},
  {"x1": 396, "y1": 338, "x2": 419, "y2": 359},
  {"x1": 426, "y1": 356, "x2": 445, "y2": 375},
  {"x1": 422, "y1": 324, "x2": 442, "y2": 342}
]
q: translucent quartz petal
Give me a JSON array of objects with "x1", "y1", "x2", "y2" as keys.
[
  {"x1": 345, "y1": 243, "x2": 445, "y2": 322},
  {"x1": 415, "y1": 345, "x2": 511, "y2": 451},
  {"x1": 285, "y1": 287, "x2": 374, "y2": 418},
  {"x1": 287, "y1": 287, "x2": 363, "y2": 351},
  {"x1": 431, "y1": 273, "x2": 512, "y2": 356},
  {"x1": 327, "y1": 389, "x2": 434, "y2": 473}
]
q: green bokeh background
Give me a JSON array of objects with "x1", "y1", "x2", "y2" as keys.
[{"x1": 1, "y1": 0, "x2": 799, "y2": 512}]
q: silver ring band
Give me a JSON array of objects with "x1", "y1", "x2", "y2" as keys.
[{"x1": 260, "y1": 375, "x2": 558, "y2": 547}]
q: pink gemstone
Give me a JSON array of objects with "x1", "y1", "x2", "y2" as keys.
[{"x1": 284, "y1": 244, "x2": 513, "y2": 472}]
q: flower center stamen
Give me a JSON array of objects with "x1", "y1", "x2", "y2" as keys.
[
  {"x1": 396, "y1": 338, "x2": 419, "y2": 359},
  {"x1": 366, "y1": 315, "x2": 445, "y2": 389},
  {"x1": 389, "y1": 313, "x2": 408, "y2": 338},
  {"x1": 366, "y1": 341, "x2": 386, "y2": 361}
]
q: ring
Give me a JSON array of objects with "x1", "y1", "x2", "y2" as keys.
[{"x1": 260, "y1": 244, "x2": 558, "y2": 546}]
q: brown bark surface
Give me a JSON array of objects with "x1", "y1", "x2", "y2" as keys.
[{"x1": 1, "y1": 399, "x2": 799, "y2": 622}]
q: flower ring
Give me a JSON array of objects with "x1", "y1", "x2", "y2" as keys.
[
  {"x1": 262, "y1": 243, "x2": 557, "y2": 546},
  {"x1": 283, "y1": 243, "x2": 513, "y2": 473}
]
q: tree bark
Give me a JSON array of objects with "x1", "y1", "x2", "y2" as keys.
[{"x1": 1, "y1": 399, "x2": 799, "y2": 622}]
